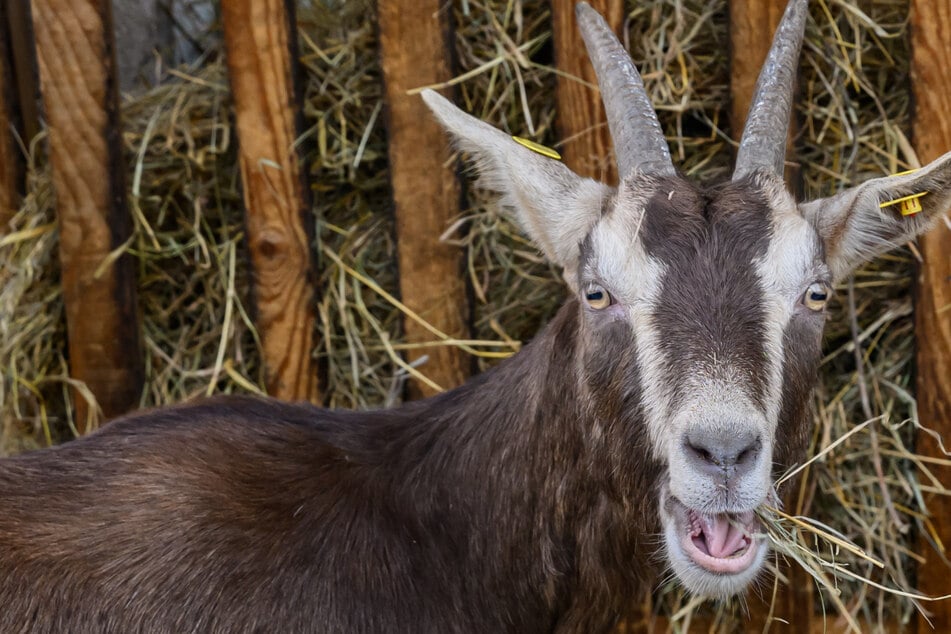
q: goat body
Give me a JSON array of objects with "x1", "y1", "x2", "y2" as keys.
[{"x1": 0, "y1": 308, "x2": 656, "y2": 633}]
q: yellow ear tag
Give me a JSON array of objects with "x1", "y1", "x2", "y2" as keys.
[
  {"x1": 898, "y1": 195, "x2": 924, "y2": 216},
  {"x1": 512, "y1": 136, "x2": 561, "y2": 160},
  {"x1": 879, "y1": 168, "x2": 927, "y2": 217}
]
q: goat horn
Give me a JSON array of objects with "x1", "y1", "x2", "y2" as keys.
[
  {"x1": 576, "y1": 2, "x2": 675, "y2": 179},
  {"x1": 733, "y1": 0, "x2": 809, "y2": 180}
]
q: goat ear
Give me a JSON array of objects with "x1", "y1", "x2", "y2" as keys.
[
  {"x1": 421, "y1": 89, "x2": 612, "y2": 287},
  {"x1": 800, "y1": 150, "x2": 951, "y2": 281}
]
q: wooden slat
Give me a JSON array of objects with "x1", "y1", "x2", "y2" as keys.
[
  {"x1": 0, "y1": 0, "x2": 20, "y2": 229},
  {"x1": 5, "y1": 1, "x2": 40, "y2": 148},
  {"x1": 730, "y1": 0, "x2": 799, "y2": 184},
  {"x1": 378, "y1": 0, "x2": 470, "y2": 398},
  {"x1": 729, "y1": 1, "x2": 813, "y2": 629},
  {"x1": 911, "y1": 1, "x2": 951, "y2": 631},
  {"x1": 552, "y1": 0, "x2": 623, "y2": 184},
  {"x1": 729, "y1": 0, "x2": 788, "y2": 137},
  {"x1": 221, "y1": 0, "x2": 320, "y2": 402},
  {"x1": 30, "y1": 0, "x2": 143, "y2": 431}
]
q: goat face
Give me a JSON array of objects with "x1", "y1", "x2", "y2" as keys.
[
  {"x1": 636, "y1": 174, "x2": 825, "y2": 595},
  {"x1": 423, "y1": 0, "x2": 951, "y2": 601},
  {"x1": 573, "y1": 171, "x2": 826, "y2": 597}
]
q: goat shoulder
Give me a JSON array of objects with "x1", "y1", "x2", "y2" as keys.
[{"x1": 0, "y1": 308, "x2": 654, "y2": 633}]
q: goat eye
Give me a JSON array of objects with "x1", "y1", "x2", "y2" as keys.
[
  {"x1": 584, "y1": 284, "x2": 612, "y2": 310},
  {"x1": 803, "y1": 282, "x2": 830, "y2": 311}
]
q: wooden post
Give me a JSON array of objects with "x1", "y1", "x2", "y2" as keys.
[
  {"x1": 221, "y1": 0, "x2": 320, "y2": 402},
  {"x1": 30, "y1": 0, "x2": 143, "y2": 431},
  {"x1": 552, "y1": 0, "x2": 623, "y2": 184},
  {"x1": 729, "y1": 0, "x2": 789, "y2": 137},
  {"x1": 730, "y1": 0, "x2": 799, "y2": 185},
  {"x1": 911, "y1": 1, "x2": 951, "y2": 631},
  {"x1": 378, "y1": 0, "x2": 470, "y2": 398},
  {"x1": 0, "y1": 0, "x2": 20, "y2": 230},
  {"x1": 730, "y1": 0, "x2": 812, "y2": 629},
  {"x1": 5, "y1": 0, "x2": 40, "y2": 149}
]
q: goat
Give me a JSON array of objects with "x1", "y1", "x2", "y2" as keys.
[{"x1": 3, "y1": 1, "x2": 951, "y2": 632}]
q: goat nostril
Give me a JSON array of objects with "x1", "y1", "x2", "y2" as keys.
[
  {"x1": 683, "y1": 430, "x2": 761, "y2": 474},
  {"x1": 737, "y1": 441, "x2": 759, "y2": 466},
  {"x1": 684, "y1": 438, "x2": 717, "y2": 466}
]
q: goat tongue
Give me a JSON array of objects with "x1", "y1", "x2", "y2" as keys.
[{"x1": 696, "y1": 513, "x2": 749, "y2": 558}]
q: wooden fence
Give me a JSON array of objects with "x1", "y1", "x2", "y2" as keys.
[{"x1": 0, "y1": 0, "x2": 949, "y2": 631}]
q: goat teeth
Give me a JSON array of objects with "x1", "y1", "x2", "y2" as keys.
[{"x1": 686, "y1": 511, "x2": 703, "y2": 536}]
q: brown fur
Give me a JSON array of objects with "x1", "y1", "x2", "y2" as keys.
[{"x1": 0, "y1": 306, "x2": 664, "y2": 634}]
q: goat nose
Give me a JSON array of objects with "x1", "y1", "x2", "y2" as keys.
[{"x1": 683, "y1": 429, "x2": 761, "y2": 481}]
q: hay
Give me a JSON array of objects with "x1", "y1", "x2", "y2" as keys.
[
  {"x1": 0, "y1": 0, "x2": 946, "y2": 630},
  {"x1": 298, "y1": 0, "x2": 406, "y2": 407},
  {"x1": 0, "y1": 137, "x2": 65, "y2": 452},
  {"x1": 124, "y1": 64, "x2": 261, "y2": 409}
]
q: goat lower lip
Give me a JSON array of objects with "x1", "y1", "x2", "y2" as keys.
[{"x1": 668, "y1": 497, "x2": 761, "y2": 575}]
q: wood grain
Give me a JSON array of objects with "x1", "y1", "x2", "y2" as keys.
[
  {"x1": 729, "y1": 0, "x2": 798, "y2": 184},
  {"x1": 30, "y1": 0, "x2": 143, "y2": 431},
  {"x1": 378, "y1": 0, "x2": 470, "y2": 398},
  {"x1": 0, "y1": 0, "x2": 19, "y2": 230},
  {"x1": 911, "y1": 1, "x2": 951, "y2": 631},
  {"x1": 552, "y1": 0, "x2": 623, "y2": 184},
  {"x1": 221, "y1": 0, "x2": 320, "y2": 403}
]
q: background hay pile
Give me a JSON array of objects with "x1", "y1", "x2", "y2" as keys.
[{"x1": 0, "y1": 0, "x2": 943, "y2": 630}]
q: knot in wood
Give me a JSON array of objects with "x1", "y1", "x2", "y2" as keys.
[{"x1": 254, "y1": 227, "x2": 290, "y2": 263}]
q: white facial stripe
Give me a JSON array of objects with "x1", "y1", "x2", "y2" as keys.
[
  {"x1": 628, "y1": 257, "x2": 669, "y2": 458},
  {"x1": 754, "y1": 182, "x2": 821, "y2": 431},
  {"x1": 587, "y1": 210, "x2": 650, "y2": 305},
  {"x1": 585, "y1": 183, "x2": 672, "y2": 459}
]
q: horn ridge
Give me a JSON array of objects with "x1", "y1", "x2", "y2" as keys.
[
  {"x1": 575, "y1": 2, "x2": 675, "y2": 179},
  {"x1": 733, "y1": 0, "x2": 809, "y2": 180}
]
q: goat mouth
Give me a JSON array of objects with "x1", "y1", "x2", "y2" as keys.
[{"x1": 667, "y1": 496, "x2": 762, "y2": 575}]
